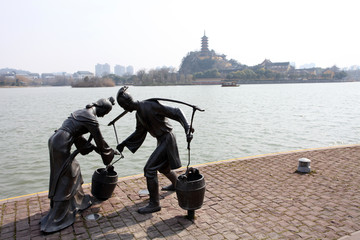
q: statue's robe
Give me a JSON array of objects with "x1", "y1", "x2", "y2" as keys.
[
  {"x1": 121, "y1": 100, "x2": 189, "y2": 178},
  {"x1": 40, "y1": 108, "x2": 114, "y2": 233}
]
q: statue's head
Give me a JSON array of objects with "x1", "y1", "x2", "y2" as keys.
[
  {"x1": 116, "y1": 86, "x2": 134, "y2": 111},
  {"x1": 90, "y1": 97, "x2": 115, "y2": 117}
]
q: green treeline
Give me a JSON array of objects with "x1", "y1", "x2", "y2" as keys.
[
  {"x1": 226, "y1": 67, "x2": 347, "y2": 81},
  {"x1": 120, "y1": 67, "x2": 193, "y2": 86}
]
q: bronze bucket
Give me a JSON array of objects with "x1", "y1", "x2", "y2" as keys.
[
  {"x1": 176, "y1": 167, "x2": 206, "y2": 219},
  {"x1": 91, "y1": 167, "x2": 118, "y2": 200}
]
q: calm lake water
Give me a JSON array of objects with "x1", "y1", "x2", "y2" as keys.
[{"x1": 0, "y1": 83, "x2": 359, "y2": 199}]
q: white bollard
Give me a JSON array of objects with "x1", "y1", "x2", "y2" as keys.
[{"x1": 297, "y1": 158, "x2": 311, "y2": 173}]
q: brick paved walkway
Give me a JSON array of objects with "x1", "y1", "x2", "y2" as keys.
[{"x1": 1, "y1": 145, "x2": 360, "y2": 239}]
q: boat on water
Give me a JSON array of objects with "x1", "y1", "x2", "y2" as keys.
[{"x1": 221, "y1": 80, "x2": 239, "y2": 87}]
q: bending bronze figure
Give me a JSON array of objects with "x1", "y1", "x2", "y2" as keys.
[
  {"x1": 41, "y1": 97, "x2": 117, "y2": 233},
  {"x1": 116, "y1": 86, "x2": 193, "y2": 214}
]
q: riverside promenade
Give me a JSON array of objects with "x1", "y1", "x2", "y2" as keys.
[{"x1": 1, "y1": 145, "x2": 360, "y2": 239}]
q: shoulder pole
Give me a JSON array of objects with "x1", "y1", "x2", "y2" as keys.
[
  {"x1": 108, "y1": 98, "x2": 204, "y2": 126},
  {"x1": 107, "y1": 110, "x2": 128, "y2": 126},
  {"x1": 146, "y1": 98, "x2": 205, "y2": 112}
]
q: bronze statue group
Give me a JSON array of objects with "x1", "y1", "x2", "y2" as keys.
[{"x1": 40, "y1": 86, "x2": 194, "y2": 233}]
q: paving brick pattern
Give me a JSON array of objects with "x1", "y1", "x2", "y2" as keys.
[{"x1": 1, "y1": 145, "x2": 360, "y2": 239}]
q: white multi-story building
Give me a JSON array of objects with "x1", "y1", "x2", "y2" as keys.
[
  {"x1": 95, "y1": 64, "x2": 102, "y2": 77},
  {"x1": 114, "y1": 65, "x2": 126, "y2": 76},
  {"x1": 96, "y1": 63, "x2": 134, "y2": 76},
  {"x1": 103, "y1": 63, "x2": 110, "y2": 75},
  {"x1": 95, "y1": 63, "x2": 111, "y2": 77},
  {"x1": 126, "y1": 65, "x2": 134, "y2": 75}
]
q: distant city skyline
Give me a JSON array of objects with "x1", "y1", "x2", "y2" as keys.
[
  {"x1": 95, "y1": 63, "x2": 134, "y2": 77},
  {"x1": 1, "y1": 0, "x2": 359, "y2": 74}
]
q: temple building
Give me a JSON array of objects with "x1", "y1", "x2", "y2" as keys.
[{"x1": 258, "y1": 59, "x2": 294, "y2": 73}]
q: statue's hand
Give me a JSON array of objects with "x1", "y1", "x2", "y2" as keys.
[
  {"x1": 186, "y1": 127, "x2": 194, "y2": 143},
  {"x1": 186, "y1": 133, "x2": 193, "y2": 143},
  {"x1": 117, "y1": 143, "x2": 124, "y2": 153},
  {"x1": 103, "y1": 157, "x2": 112, "y2": 166},
  {"x1": 106, "y1": 165, "x2": 114, "y2": 172},
  {"x1": 186, "y1": 127, "x2": 194, "y2": 135},
  {"x1": 79, "y1": 144, "x2": 95, "y2": 155},
  {"x1": 114, "y1": 150, "x2": 120, "y2": 155}
]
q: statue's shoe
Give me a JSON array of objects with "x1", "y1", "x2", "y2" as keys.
[
  {"x1": 138, "y1": 203, "x2": 161, "y2": 214},
  {"x1": 161, "y1": 184, "x2": 175, "y2": 191}
]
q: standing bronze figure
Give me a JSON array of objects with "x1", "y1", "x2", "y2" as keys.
[
  {"x1": 41, "y1": 97, "x2": 117, "y2": 233},
  {"x1": 116, "y1": 86, "x2": 193, "y2": 214}
]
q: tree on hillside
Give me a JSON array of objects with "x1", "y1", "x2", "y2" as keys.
[
  {"x1": 179, "y1": 52, "x2": 216, "y2": 75},
  {"x1": 194, "y1": 69, "x2": 220, "y2": 79}
]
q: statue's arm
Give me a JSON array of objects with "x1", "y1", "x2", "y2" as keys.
[
  {"x1": 158, "y1": 104, "x2": 190, "y2": 133},
  {"x1": 89, "y1": 124, "x2": 114, "y2": 165},
  {"x1": 119, "y1": 118, "x2": 147, "y2": 153},
  {"x1": 74, "y1": 136, "x2": 94, "y2": 155}
]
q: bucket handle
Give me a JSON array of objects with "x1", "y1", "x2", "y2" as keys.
[
  {"x1": 178, "y1": 167, "x2": 201, "y2": 181},
  {"x1": 109, "y1": 119, "x2": 125, "y2": 165},
  {"x1": 186, "y1": 107, "x2": 200, "y2": 170},
  {"x1": 186, "y1": 167, "x2": 199, "y2": 176}
]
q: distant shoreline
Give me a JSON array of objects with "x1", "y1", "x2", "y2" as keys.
[
  {"x1": 1, "y1": 79, "x2": 359, "y2": 88},
  {"x1": 236, "y1": 78, "x2": 359, "y2": 84}
]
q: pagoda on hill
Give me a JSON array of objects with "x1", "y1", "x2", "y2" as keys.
[
  {"x1": 201, "y1": 31, "x2": 209, "y2": 52},
  {"x1": 179, "y1": 32, "x2": 237, "y2": 75}
]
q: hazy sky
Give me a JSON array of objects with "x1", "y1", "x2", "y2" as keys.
[{"x1": 1, "y1": 0, "x2": 359, "y2": 74}]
